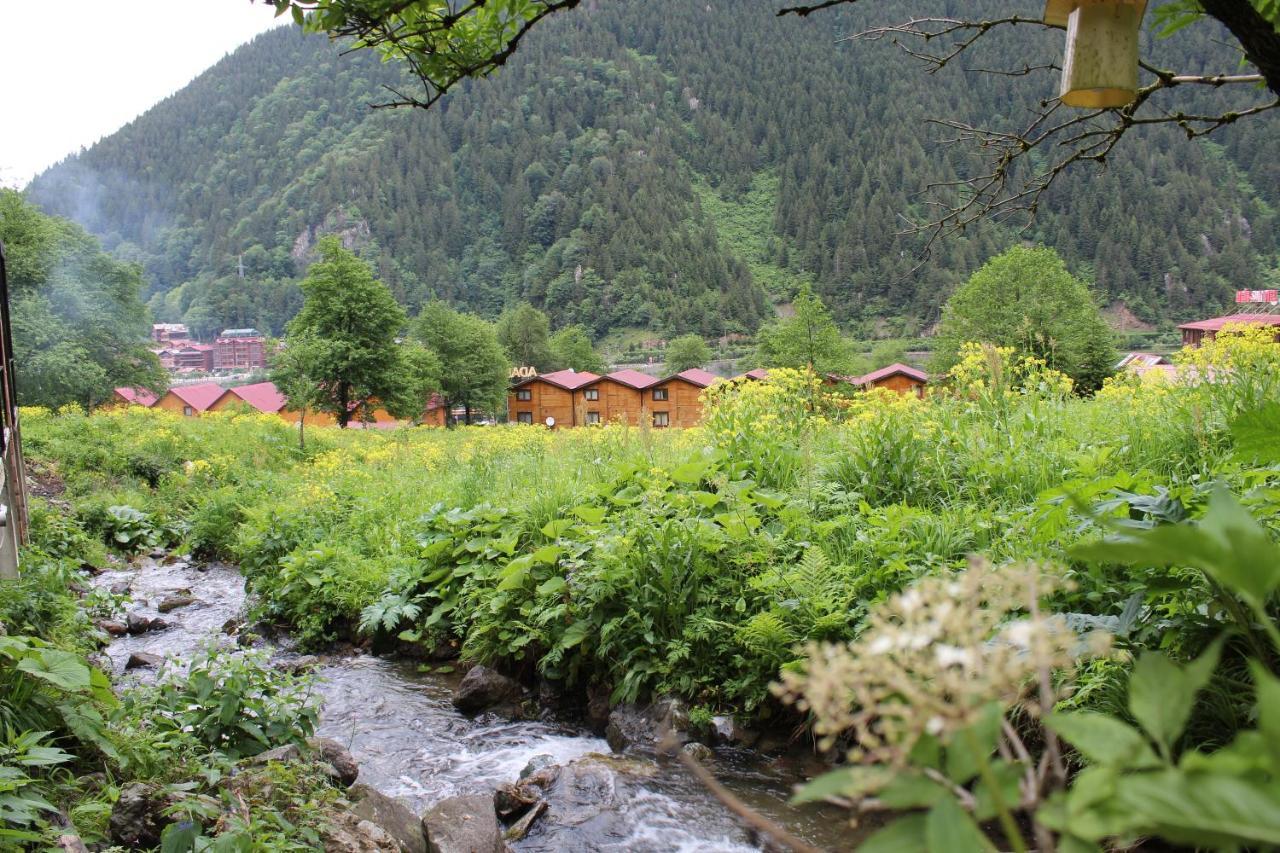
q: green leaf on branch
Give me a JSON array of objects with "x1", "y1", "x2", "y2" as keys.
[
  {"x1": 1046, "y1": 711, "x2": 1161, "y2": 769},
  {"x1": 1128, "y1": 639, "x2": 1221, "y2": 756}
]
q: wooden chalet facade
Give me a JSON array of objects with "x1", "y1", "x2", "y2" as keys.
[
  {"x1": 1178, "y1": 313, "x2": 1280, "y2": 347},
  {"x1": 649, "y1": 368, "x2": 720, "y2": 427},
  {"x1": 508, "y1": 368, "x2": 601, "y2": 428},
  {"x1": 509, "y1": 367, "x2": 722, "y2": 428},
  {"x1": 853, "y1": 363, "x2": 929, "y2": 396},
  {"x1": 154, "y1": 382, "x2": 226, "y2": 417}
]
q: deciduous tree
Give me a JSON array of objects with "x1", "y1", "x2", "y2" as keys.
[
  {"x1": 931, "y1": 246, "x2": 1116, "y2": 392},
  {"x1": 0, "y1": 190, "x2": 165, "y2": 410},
  {"x1": 664, "y1": 334, "x2": 712, "y2": 374},
  {"x1": 549, "y1": 324, "x2": 606, "y2": 374},
  {"x1": 496, "y1": 302, "x2": 555, "y2": 371},
  {"x1": 415, "y1": 301, "x2": 509, "y2": 423},
  {"x1": 755, "y1": 284, "x2": 860, "y2": 376},
  {"x1": 284, "y1": 236, "x2": 419, "y2": 427}
]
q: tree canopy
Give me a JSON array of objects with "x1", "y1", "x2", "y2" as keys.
[
  {"x1": 755, "y1": 284, "x2": 861, "y2": 376},
  {"x1": 283, "y1": 236, "x2": 427, "y2": 427},
  {"x1": 549, "y1": 324, "x2": 605, "y2": 374},
  {"x1": 664, "y1": 334, "x2": 712, "y2": 374},
  {"x1": 0, "y1": 190, "x2": 165, "y2": 410},
  {"x1": 931, "y1": 246, "x2": 1117, "y2": 392},
  {"x1": 495, "y1": 302, "x2": 555, "y2": 371},
  {"x1": 414, "y1": 301, "x2": 510, "y2": 422}
]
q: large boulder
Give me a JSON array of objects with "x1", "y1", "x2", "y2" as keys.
[
  {"x1": 347, "y1": 783, "x2": 427, "y2": 853},
  {"x1": 421, "y1": 794, "x2": 502, "y2": 853},
  {"x1": 321, "y1": 812, "x2": 402, "y2": 853},
  {"x1": 109, "y1": 782, "x2": 171, "y2": 848},
  {"x1": 125, "y1": 651, "x2": 164, "y2": 670},
  {"x1": 157, "y1": 592, "x2": 197, "y2": 613},
  {"x1": 451, "y1": 665, "x2": 522, "y2": 714},
  {"x1": 513, "y1": 754, "x2": 655, "y2": 846},
  {"x1": 310, "y1": 736, "x2": 360, "y2": 787},
  {"x1": 604, "y1": 704, "x2": 654, "y2": 754}
]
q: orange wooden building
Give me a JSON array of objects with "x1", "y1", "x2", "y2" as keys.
[
  {"x1": 508, "y1": 369, "x2": 601, "y2": 428},
  {"x1": 1177, "y1": 313, "x2": 1280, "y2": 347},
  {"x1": 575, "y1": 369, "x2": 661, "y2": 426},
  {"x1": 649, "y1": 368, "x2": 721, "y2": 427},
  {"x1": 153, "y1": 383, "x2": 227, "y2": 417},
  {"x1": 109, "y1": 387, "x2": 159, "y2": 408},
  {"x1": 852, "y1": 363, "x2": 928, "y2": 396}
]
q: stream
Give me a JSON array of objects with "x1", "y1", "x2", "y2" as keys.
[{"x1": 94, "y1": 556, "x2": 856, "y2": 851}]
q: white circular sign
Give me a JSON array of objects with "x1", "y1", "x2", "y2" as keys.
[{"x1": 545, "y1": 416, "x2": 556, "y2": 427}]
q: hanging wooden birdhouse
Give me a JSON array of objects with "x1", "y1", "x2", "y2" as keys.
[{"x1": 1045, "y1": 0, "x2": 1148, "y2": 108}]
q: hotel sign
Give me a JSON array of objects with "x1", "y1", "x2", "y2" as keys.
[{"x1": 1236, "y1": 290, "x2": 1279, "y2": 304}]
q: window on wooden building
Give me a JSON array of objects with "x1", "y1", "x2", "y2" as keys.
[
  {"x1": 652, "y1": 388, "x2": 669, "y2": 401},
  {"x1": 517, "y1": 412, "x2": 533, "y2": 424},
  {"x1": 183, "y1": 405, "x2": 193, "y2": 417},
  {"x1": 584, "y1": 389, "x2": 599, "y2": 401},
  {"x1": 653, "y1": 411, "x2": 670, "y2": 428},
  {"x1": 586, "y1": 411, "x2": 601, "y2": 425},
  {"x1": 516, "y1": 389, "x2": 532, "y2": 401}
]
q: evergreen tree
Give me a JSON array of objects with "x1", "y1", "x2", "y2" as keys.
[
  {"x1": 283, "y1": 236, "x2": 416, "y2": 427},
  {"x1": 931, "y1": 246, "x2": 1116, "y2": 392},
  {"x1": 415, "y1": 302, "x2": 509, "y2": 423},
  {"x1": 664, "y1": 334, "x2": 712, "y2": 373}
]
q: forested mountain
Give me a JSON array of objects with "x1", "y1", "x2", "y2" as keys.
[{"x1": 26, "y1": 0, "x2": 1280, "y2": 339}]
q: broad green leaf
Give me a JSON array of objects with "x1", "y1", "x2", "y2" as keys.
[
  {"x1": 1046, "y1": 711, "x2": 1161, "y2": 769},
  {"x1": 1128, "y1": 639, "x2": 1221, "y2": 754},
  {"x1": 858, "y1": 814, "x2": 927, "y2": 853},
  {"x1": 540, "y1": 519, "x2": 573, "y2": 539},
  {"x1": 926, "y1": 797, "x2": 995, "y2": 853},
  {"x1": 17, "y1": 650, "x2": 91, "y2": 692},
  {"x1": 971, "y1": 758, "x2": 1026, "y2": 822},
  {"x1": 791, "y1": 766, "x2": 891, "y2": 804},
  {"x1": 572, "y1": 505, "x2": 607, "y2": 524},
  {"x1": 1250, "y1": 661, "x2": 1280, "y2": 765},
  {"x1": 1230, "y1": 403, "x2": 1280, "y2": 465},
  {"x1": 537, "y1": 576, "x2": 567, "y2": 596},
  {"x1": 671, "y1": 461, "x2": 710, "y2": 484},
  {"x1": 531, "y1": 544, "x2": 563, "y2": 565},
  {"x1": 1116, "y1": 770, "x2": 1280, "y2": 847},
  {"x1": 1074, "y1": 488, "x2": 1280, "y2": 606},
  {"x1": 878, "y1": 772, "x2": 949, "y2": 809},
  {"x1": 557, "y1": 620, "x2": 591, "y2": 650},
  {"x1": 945, "y1": 702, "x2": 1002, "y2": 784},
  {"x1": 689, "y1": 490, "x2": 721, "y2": 509}
]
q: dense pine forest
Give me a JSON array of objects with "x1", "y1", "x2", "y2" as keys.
[{"x1": 26, "y1": 0, "x2": 1280, "y2": 339}]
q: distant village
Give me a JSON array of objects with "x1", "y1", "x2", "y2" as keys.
[{"x1": 118, "y1": 298, "x2": 1280, "y2": 430}]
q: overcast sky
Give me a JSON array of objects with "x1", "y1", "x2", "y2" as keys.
[{"x1": 1, "y1": 2, "x2": 287, "y2": 189}]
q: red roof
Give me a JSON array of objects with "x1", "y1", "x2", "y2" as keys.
[
  {"x1": 855, "y1": 363, "x2": 929, "y2": 385},
  {"x1": 599, "y1": 369, "x2": 661, "y2": 390},
  {"x1": 166, "y1": 382, "x2": 227, "y2": 411},
  {"x1": 668, "y1": 368, "x2": 721, "y2": 388},
  {"x1": 515, "y1": 368, "x2": 602, "y2": 391},
  {"x1": 1177, "y1": 313, "x2": 1280, "y2": 332},
  {"x1": 424, "y1": 393, "x2": 445, "y2": 411},
  {"x1": 733, "y1": 368, "x2": 769, "y2": 381},
  {"x1": 114, "y1": 387, "x2": 158, "y2": 406},
  {"x1": 225, "y1": 381, "x2": 287, "y2": 413}
]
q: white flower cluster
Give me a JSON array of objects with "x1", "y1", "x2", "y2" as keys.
[{"x1": 774, "y1": 558, "x2": 1109, "y2": 765}]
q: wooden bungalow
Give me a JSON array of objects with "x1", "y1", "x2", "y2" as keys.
[
  {"x1": 575, "y1": 369, "x2": 662, "y2": 427},
  {"x1": 1178, "y1": 314, "x2": 1280, "y2": 348},
  {"x1": 649, "y1": 368, "x2": 721, "y2": 428},
  {"x1": 153, "y1": 382, "x2": 226, "y2": 417},
  {"x1": 108, "y1": 387, "x2": 159, "y2": 408},
  {"x1": 853, "y1": 363, "x2": 928, "y2": 397},
  {"x1": 508, "y1": 368, "x2": 601, "y2": 428}
]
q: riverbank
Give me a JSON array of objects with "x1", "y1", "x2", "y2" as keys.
[{"x1": 85, "y1": 547, "x2": 851, "y2": 850}]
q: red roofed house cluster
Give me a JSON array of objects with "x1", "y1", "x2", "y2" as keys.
[
  {"x1": 508, "y1": 363, "x2": 929, "y2": 428},
  {"x1": 111, "y1": 381, "x2": 447, "y2": 428}
]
